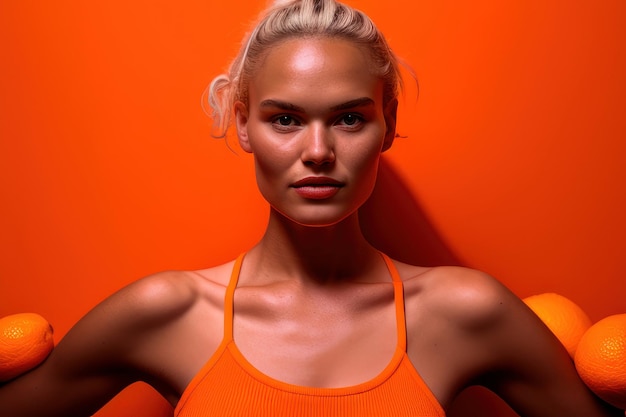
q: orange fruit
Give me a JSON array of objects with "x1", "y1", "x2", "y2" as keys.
[
  {"x1": 575, "y1": 313, "x2": 626, "y2": 410},
  {"x1": 0, "y1": 312, "x2": 54, "y2": 382},
  {"x1": 523, "y1": 292, "x2": 592, "y2": 358}
]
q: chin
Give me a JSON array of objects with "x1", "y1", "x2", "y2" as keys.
[
  {"x1": 289, "y1": 215, "x2": 347, "y2": 228},
  {"x1": 278, "y1": 207, "x2": 357, "y2": 228},
  {"x1": 294, "y1": 219, "x2": 346, "y2": 228}
]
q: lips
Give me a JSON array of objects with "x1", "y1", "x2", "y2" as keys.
[
  {"x1": 290, "y1": 176, "x2": 345, "y2": 199},
  {"x1": 291, "y1": 176, "x2": 344, "y2": 187}
]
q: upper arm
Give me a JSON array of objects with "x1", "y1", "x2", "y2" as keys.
[
  {"x1": 448, "y1": 271, "x2": 621, "y2": 417},
  {"x1": 0, "y1": 270, "x2": 199, "y2": 416}
]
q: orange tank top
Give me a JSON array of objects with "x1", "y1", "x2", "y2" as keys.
[{"x1": 175, "y1": 253, "x2": 445, "y2": 417}]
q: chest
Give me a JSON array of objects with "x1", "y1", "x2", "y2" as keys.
[{"x1": 231, "y1": 281, "x2": 399, "y2": 388}]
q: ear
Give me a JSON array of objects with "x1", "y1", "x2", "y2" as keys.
[
  {"x1": 235, "y1": 101, "x2": 252, "y2": 153},
  {"x1": 382, "y1": 98, "x2": 398, "y2": 152}
]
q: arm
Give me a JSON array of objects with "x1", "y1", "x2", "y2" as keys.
[
  {"x1": 0, "y1": 271, "x2": 199, "y2": 416},
  {"x1": 456, "y1": 272, "x2": 622, "y2": 416}
]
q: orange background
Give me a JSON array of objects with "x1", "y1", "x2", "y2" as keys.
[{"x1": 1, "y1": 1, "x2": 624, "y2": 416}]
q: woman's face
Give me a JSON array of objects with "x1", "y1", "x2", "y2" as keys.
[{"x1": 236, "y1": 37, "x2": 396, "y2": 227}]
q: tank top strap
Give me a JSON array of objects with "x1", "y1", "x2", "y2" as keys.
[
  {"x1": 379, "y1": 252, "x2": 407, "y2": 352},
  {"x1": 223, "y1": 252, "x2": 246, "y2": 341}
]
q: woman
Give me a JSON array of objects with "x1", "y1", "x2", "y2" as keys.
[{"x1": 0, "y1": 0, "x2": 621, "y2": 416}]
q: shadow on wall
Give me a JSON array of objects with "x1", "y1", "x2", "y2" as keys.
[
  {"x1": 360, "y1": 158, "x2": 462, "y2": 267},
  {"x1": 360, "y1": 158, "x2": 521, "y2": 417}
]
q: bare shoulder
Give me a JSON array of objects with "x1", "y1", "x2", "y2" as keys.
[
  {"x1": 107, "y1": 261, "x2": 233, "y2": 322},
  {"x1": 395, "y1": 261, "x2": 517, "y2": 330},
  {"x1": 43, "y1": 258, "x2": 234, "y2": 375},
  {"x1": 57, "y1": 261, "x2": 235, "y2": 361},
  {"x1": 63, "y1": 261, "x2": 237, "y2": 387},
  {"x1": 112, "y1": 270, "x2": 201, "y2": 320},
  {"x1": 0, "y1": 260, "x2": 237, "y2": 416},
  {"x1": 395, "y1": 261, "x2": 621, "y2": 416}
]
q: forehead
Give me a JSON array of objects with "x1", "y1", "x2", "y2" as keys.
[{"x1": 248, "y1": 37, "x2": 383, "y2": 110}]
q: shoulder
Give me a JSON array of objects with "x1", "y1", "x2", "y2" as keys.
[
  {"x1": 92, "y1": 260, "x2": 236, "y2": 336},
  {"x1": 0, "y1": 263, "x2": 236, "y2": 414},
  {"x1": 399, "y1": 263, "x2": 552, "y2": 375},
  {"x1": 399, "y1": 263, "x2": 539, "y2": 368},
  {"x1": 399, "y1": 263, "x2": 517, "y2": 331},
  {"x1": 397, "y1": 262, "x2": 622, "y2": 415},
  {"x1": 55, "y1": 261, "x2": 235, "y2": 370},
  {"x1": 92, "y1": 269, "x2": 205, "y2": 328}
]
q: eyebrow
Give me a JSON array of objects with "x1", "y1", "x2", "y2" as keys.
[{"x1": 259, "y1": 97, "x2": 375, "y2": 112}]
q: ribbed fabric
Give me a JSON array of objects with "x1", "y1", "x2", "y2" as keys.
[{"x1": 175, "y1": 253, "x2": 445, "y2": 416}]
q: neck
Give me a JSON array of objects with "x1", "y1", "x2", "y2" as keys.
[{"x1": 246, "y1": 208, "x2": 381, "y2": 284}]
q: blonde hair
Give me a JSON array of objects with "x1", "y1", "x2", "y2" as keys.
[{"x1": 207, "y1": 0, "x2": 406, "y2": 138}]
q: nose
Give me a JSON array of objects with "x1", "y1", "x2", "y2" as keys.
[{"x1": 301, "y1": 124, "x2": 335, "y2": 167}]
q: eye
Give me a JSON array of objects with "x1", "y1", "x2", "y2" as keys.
[
  {"x1": 271, "y1": 115, "x2": 301, "y2": 131},
  {"x1": 336, "y1": 113, "x2": 364, "y2": 129},
  {"x1": 276, "y1": 115, "x2": 294, "y2": 126},
  {"x1": 273, "y1": 115, "x2": 298, "y2": 126}
]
